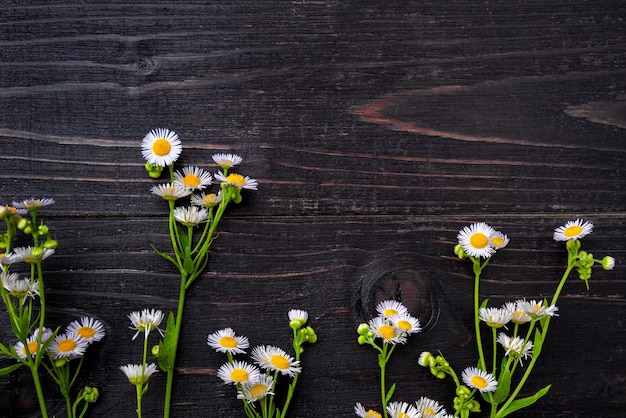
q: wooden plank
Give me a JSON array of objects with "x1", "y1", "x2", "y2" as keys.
[{"x1": 0, "y1": 1, "x2": 625, "y2": 417}]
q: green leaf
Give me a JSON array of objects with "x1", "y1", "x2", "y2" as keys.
[
  {"x1": 157, "y1": 313, "x2": 177, "y2": 372},
  {"x1": 532, "y1": 329, "x2": 544, "y2": 357},
  {"x1": 480, "y1": 299, "x2": 489, "y2": 308},
  {"x1": 0, "y1": 362, "x2": 23, "y2": 376},
  {"x1": 493, "y1": 360, "x2": 512, "y2": 403},
  {"x1": 385, "y1": 383, "x2": 397, "y2": 402},
  {"x1": 150, "y1": 244, "x2": 177, "y2": 266},
  {"x1": 498, "y1": 385, "x2": 551, "y2": 417}
]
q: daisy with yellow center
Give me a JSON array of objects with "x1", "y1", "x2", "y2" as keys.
[
  {"x1": 478, "y1": 307, "x2": 512, "y2": 328},
  {"x1": 503, "y1": 301, "x2": 532, "y2": 324},
  {"x1": 368, "y1": 317, "x2": 406, "y2": 345},
  {"x1": 354, "y1": 402, "x2": 383, "y2": 418},
  {"x1": 553, "y1": 218, "x2": 593, "y2": 241},
  {"x1": 0, "y1": 205, "x2": 27, "y2": 218},
  {"x1": 66, "y1": 317, "x2": 106, "y2": 344},
  {"x1": 128, "y1": 309, "x2": 165, "y2": 340},
  {"x1": 251, "y1": 345, "x2": 302, "y2": 377},
  {"x1": 389, "y1": 313, "x2": 422, "y2": 335},
  {"x1": 490, "y1": 230, "x2": 509, "y2": 249},
  {"x1": 288, "y1": 309, "x2": 309, "y2": 328},
  {"x1": 48, "y1": 332, "x2": 89, "y2": 360},
  {"x1": 207, "y1": 327, "x2": 250, "y2": 355},
  {"x1": 496, "y1": 333, "x2": 533, "y2": 364},
  {"x1": 237, "y1": 375, "x2": 274, "y2": 403},
  {"x1": 150, "y1": 183, "x2": 191, "y2": 201},
  {"x1": 15, "y1": 335, "x2": 41, "y2": 360},
  {"x1": 212, "y1": 153, "x2": 243, "y2": 169},
  {"x1": 214, "y1": 171, "x2": 259, "y2": 190},
  {"x1": 519, "y1": 299, "x2": 559, "y2": 319},
  {"x1": 415, "y1": 396, "x2": 447, "y2": 418},
  {"x1": 461, "y1": 366, "x2": 498, "y2": 392},
  {"x1": 141, "y1": 128, "x2": 182, "y2": 167},
  {"x1": 375, "y1": 299, "x2": 409, "y2": 319},
  {"x1": 174, "y1": 166, "x2": 213, "y2": 191},
  {"x1": 457, "y1": 222, "x2": 497, "y2": 259},
  {"x1": 217, "y1": 360, "x2": 261, "y2": 385},
  {"x1": 120, "y1": 363, "x2": 159, "y2": 386},
  {"x1": 173, "y1": 206, "x2": 209, "y2": 227},
  {"x1": 191, "y1": 191, "x2": 222, "y2": 208},
  {"x1": 386, "y1": 401, "x2": 421, "y2": 418},
  {"x1": 12, "y1": 197, "x2": 55, "y2": 210}
]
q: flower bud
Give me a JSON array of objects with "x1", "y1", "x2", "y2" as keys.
[
  {"x1": 83, "y1": 386, "x2": 99, "y2": 403},
  {"x1": 38, "y1": 225, "x2": 49, "y2": 235},
  {"x1": 357, "y1": 335, "x2": 368, "y2": 345},
  {"x1": 417, "y1": 351, "x2": 432, "y2": 367},
  {"x1": 602, "y1": 256, "x2": 615, "y2": 270},
  {"x1": 17, "y1": 218, "x2": 29, "y2": 230},
  {"x1": 304, "y1": 326, "x2": 317, "y2": 343},
  {"x1": 566, "y1": 239, "x2": 581, "y2": 251},
  {"x1": 55, "y1": 358, "x2": 67, "y2": 368},
  {"x1": 454, "y1": 244, "x2": 467, "y2": 259},
  {"x1": 151, "y1": 345, "x2": 160, "y2": 357},
  {"x1": 44, "y1": 239, "x2": 58, "y2": 249},
  {"x1": 357, "y1": 323, "x2": 370, "y2": 335}
]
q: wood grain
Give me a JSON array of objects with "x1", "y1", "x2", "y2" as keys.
[{"x1": 0, "y1": 1, "x2": 625, "y2": 417}]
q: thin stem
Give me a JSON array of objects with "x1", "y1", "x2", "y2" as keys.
[
  {"x1": 29, "y1": 364, "x2": 49, "y2": 418},
  {"x1": 472, "y1": 258, "x2": 486, "y2": 370}
]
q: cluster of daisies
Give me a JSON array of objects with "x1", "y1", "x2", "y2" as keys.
[
  {"x1": 357, "y1": 300, "x2": 422, "y2": 346},
  {"x1": 14, "y1": 317, "x2": 105, "y2": 361},
  {"x1": 141, "y1": 128, "x2": 258, "y2": 217},
  {"x1": 207, "y1": 309, "x2": 316, "y2": 415},
  {"x1": 356, "y1": 397, "x2": 453, "y2": 418},
  {"x1": 120, "y1": 308, "x2": 165, "y2": 386}
]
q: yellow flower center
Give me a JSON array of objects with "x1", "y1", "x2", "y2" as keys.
[
  {"x1": 378, "y1": 324, "x2": 396, "y2": 340},
  {"x1": 398, "y1": 413, "x2": 409, "y2": 418},
  {"x1": 470, "y1": 375, "x2": 488, "y2": 389},
  {"x1": 564, "y1": 225, "x2": 583, "y2": 237},
  {"x1": 219, "y1": 336, "x2": 238, "y2": 349},
  {"x1": 249, "y1": 383, "x2": 267, "y2": 397},
  {"x1": 491, "y1": 236, "x2": 504, "y2": 246},
  {"x1": 76, "y1": 326, "x2": 95, "y2": 339},
  {"x1": 231, "y1": 368, "x2": 249, "y2": 383},
  {"x1": 24, "y1": 341, "x2": 39, "y2": 355},
  {"x1": 183, "y1": 174, "x2": 201, "y2": 188},
  {"x1": 423, "y1": 407, "x2": 436, "y2": 417},
  {"x1": 366, "y1": 411, "x2": 382, "y2": 418},
  {"x1": 396, "y1": 320, "x2": 412, "y2": 331},
  {"x1": 470, "y1": 233, "x2": 489, "y2": 249},
  {"x1": 58, "y1": 339, "x2": 77, "y2": 353},
  {"x1": 271, "y1": 354, "x2": 290, "y2": 370},
  {"x1": 152, "y1": 138, "x2": 171, "y2": 156},
  {"x1": 226, "y1": 173, "x2": 245, "y2": 187},
  {"x1": 383, "y1": 308, "x2": 398, "y2": 317}
]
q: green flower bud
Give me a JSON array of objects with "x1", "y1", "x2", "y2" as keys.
[
  {"x1": 38, "y1": 225, "x2": 49, "y2": 235},
  {"x1": 304, "y1": 326, "x2": 317, "y2": 343},
  {"x1": 23, "y1": 226, "x2": 32, "y2": 235},
  {"x1": 151, "y1": 345, "x2": 160, "y2": 357},
  {"x1": 467, "y1": 400, "x2": 481, "y2": 412},
  {"x1": 357, "y1": 335, "x2": 369, "y2": 345},
  {"x1": 83, "y1": 386, "x2": 99, "y2": 403},
  {"x1": 30, "y1": 247, "x2": 44, "y2": 258},
  {"x1": 602, "y1": 256, "x2": 615, "y2": 270},
  {"x1": 17, "y1": 218, "x2": 29, "y2": 230},
  {"x1": 566, "y1": 239, "x2": 581, "y2": 251},
  {"x1": 357, "y1": 323, "x2": 370, "y2": 335},
  {"x1": 454, "y1": 244, "x2": 467, "y2": 259},
  {"x1": 456, "y1": 385, "x2": 471, "y2": 397},
  {"x1": 44, "y1": 239, "x2": 58, "y2": 249},
  {"x1": 55, "y1": 358, "x2": 67, "y2": 368}
]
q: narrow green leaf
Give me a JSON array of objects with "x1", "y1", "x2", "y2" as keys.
[
  {"x1": 532, "y1": 329, "x2": 544, "y2": 357},
  {"x1": 493, "y1": 361, "x2": 512, "y2": 403},
  {"x1": 480, "y1": 299, "x2": 489, "y2": 308},
  {"x1": 157, "y1": 313, "x2": 177, "y2": 372},
  {"x1": 150, "y1": 244, "x2": 177, "y2": 265},
  {"x1": 498, "y1": 385, "x2": 551, "y2": 417},
  {"x1": 0, "y1": 362, "x2": 23, "y2": 376},
  {"x1": 385, "y1": 383, "x2": 397, "y2": 402}
]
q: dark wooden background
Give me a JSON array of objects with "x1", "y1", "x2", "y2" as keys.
[{"x1": 1, "y1": 1, "x2": 625, "y2": 417}]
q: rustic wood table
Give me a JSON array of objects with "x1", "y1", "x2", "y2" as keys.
[{"x1": 1, "y1": 1, "x2": 624, "y2": 417}]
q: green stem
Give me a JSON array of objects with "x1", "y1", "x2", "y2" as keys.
[
  {"x1": 29, "y1": 364, "x2": 49, "y2": 418},
  {"x1": 472, "y1": 258, "x2": 486, "y2": 371}
]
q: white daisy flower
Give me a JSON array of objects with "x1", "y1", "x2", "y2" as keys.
[
  {"x1": 14, "y1": 335, "x2": 40, "y2": 360},
  {"x1": 191, "y1": 191, "x2": 222, "y2": 208},
  {"x1": 48, "y1": 332, "x2": 89, "y2": 360},
  {"x1": 354, "y1": 402, "x2": 383, "y2": 418},
  {"x1": 174, "y1": 166, "x2": 213, "y2": 191},
  {"x1": 519, "y1": 299, "x2": 558, "y2": 319},
  {"x1": 214, "y1": 171, "x2": 258, "y2": 190},
  {"x1": 503, "y1": 301, "x2": 532, "y2": 325},
  {"x1": 173, "y1": 206, "x2": 209, "y2": 226},
  {"x1": 66, "y1": 317, "x2": 106, "y2": 344},
  {"x1": 415, "y1": 396, "x2": 447, "y2": 417},
  {"x1": 386, "y1": 401, "x2": 421, "y2": 418},
  {"x1": 0, "y1": 252, "x2": 22, "y2": 266},
  {"x1": 496, "y1": 333, "x2": 533, "y2": 364},
  {"x1": 10, "y1": 246, "x2": 54, "y2": 264},
  {"x1": 141, "y1": 128, "x2": 182, "y2": 167},
  {"x1": 1, "y1": 272, "x2": 39, "y2": 300},
  {"x1": 375, "y1": 300, "x2": 409, "y2": 319},
  {"x1": 128, "y1": 309, "x2": 165, "y2": 340},
  {"x1": 12, "y1": 198, "x2": 55, "y2": 210},
  {"x1": 251, "y1": 345, "x2": 301, "y2": 377},
  {"x1": 288, "y1": 309, "x2": 309, "y2": 327},
  {"x1": 207, "y1": 328, "x2": 249, "y2": 355},
  {"x1": 217, "y1": 360, "x2": 261, "y2": 385},
  {"x1": 389, "y1": 313, "x2": 422, "y2": 335},
  {"x1": 553, "y1": 218, "x2": 593, "y2": 241},
  {"x1": 457, "y1": 222, "x2": 497, "y2": 258},
  {"x1": 461, "y1": 367, "x2": 498, "y2": 393},
  {"x1": 237, "y1": 375, "x2": 274, "y2": 403},
  {"x1": 602, "y1": 256, "x2": 615, "y2": 270},
  {"x1": 490, "y1": 230, "x2": 509, "y2": 249},
  {"x1": 368, "y1": 317, "x2": 406, "y2": 345},
  {"x1": 417, "y1": 351, "x2": 433, "y2": 367},
  {"x1": 150, "y1": 183, "x2": 191, "y2": 201},
  {"x1": 120, "y1": 363, "x2": 159, "y2": 386},
  {"x1": 212, "y1": 153, "x2": 243, "y2": 169},
  {"x1": 478, "y1": 307, "x2": 512, "y2": 328},
  {"x1": 0, "y1": 205, "x2": 28, "y2": 217}
]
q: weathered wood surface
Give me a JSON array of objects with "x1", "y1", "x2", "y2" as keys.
[{"x1": 1, "y1": 1, "x2": 625, "y2": 417}]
